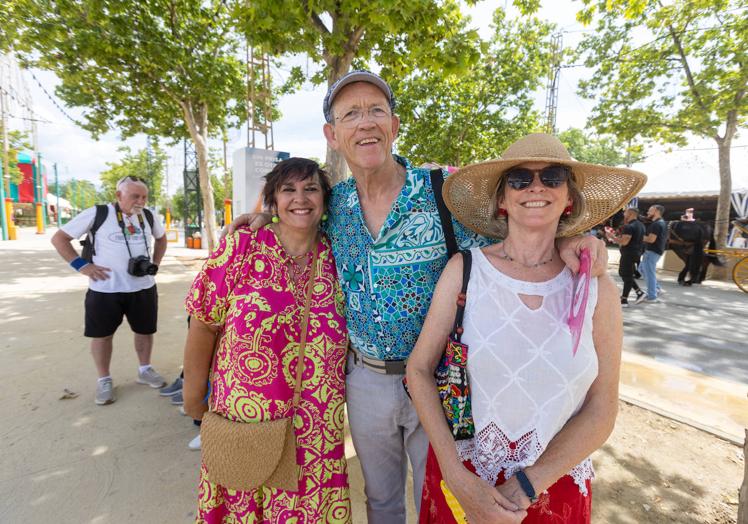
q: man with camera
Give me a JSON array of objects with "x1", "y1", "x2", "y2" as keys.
[{"x1": 51, "y1": 176, "x2": 168, "y2": 405}]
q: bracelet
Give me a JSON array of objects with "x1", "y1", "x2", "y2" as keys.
[
  {"x1": 514, "y1": 469, "x2": 538, "y2": 503},
  {"x1": 70, "y1": 257, "x2": 89, "y2": 271}
]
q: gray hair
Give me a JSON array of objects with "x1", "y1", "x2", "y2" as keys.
[{"x1": 116, "y1": 176, "x2": 148, "y2": 191}]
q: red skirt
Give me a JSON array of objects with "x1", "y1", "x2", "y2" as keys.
[{"x1": 419, "y1": 446, "x2": 591, "y2": 524}]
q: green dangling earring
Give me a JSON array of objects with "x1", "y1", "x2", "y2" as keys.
[
  {"x1": 271, "y1": 214, "x2": 280, "y2": 223},
  {"x1": 321, "y1": 213, "x2": 328, "y2": 222}
]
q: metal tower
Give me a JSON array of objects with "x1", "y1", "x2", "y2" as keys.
[
  {"x1": 246, "y1": 46, "x2": 274, "y2": 150},
  {"x1": 182, "y1": 139, "x2": 202, "y2": 241},
  {"x1": 544, "y1": 33, "x2": 563, "y2": 135}
]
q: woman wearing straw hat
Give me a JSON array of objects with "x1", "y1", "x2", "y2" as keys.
[{"x1": 406, "y1": 133, "x2": 646, "y2": 523}]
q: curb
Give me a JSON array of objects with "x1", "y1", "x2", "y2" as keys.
[{"x1": 618, "y1": 393, "x2": 744, "y2": 447}]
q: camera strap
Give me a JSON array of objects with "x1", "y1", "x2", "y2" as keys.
[{"x1": 114, "y1": 203, "x2": 152, "y2": 260}]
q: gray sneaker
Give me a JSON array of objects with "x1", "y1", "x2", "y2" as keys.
[
  {"x1": 170, "y1": 391, "x2": 184, "y2": 405},
  {"x1": 159, "y1": 377, "x2": 183, "y2": 397},
  {"x1": 95, "y1": 378, "x2": 115, "y2": 405},
  {"x1": 136, "y1": 367, "x2": 167, "y2": 388}
]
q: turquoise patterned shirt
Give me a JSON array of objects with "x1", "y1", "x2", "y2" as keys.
[{"x1": 325, "y1": 155, "x2": 491, "y2": 360}]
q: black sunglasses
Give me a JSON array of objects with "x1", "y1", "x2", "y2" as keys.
[
  {"x1": 117, "y1": 175, "x2": 147, "y2": 187},
  {"x1": 504, "y1": 165, "x2": 571, "y2": 190}
]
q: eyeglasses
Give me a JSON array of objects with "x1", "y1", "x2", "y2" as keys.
[
  {"x1": 504, "y1": 165, "x2": 571, "y2": 190},
  {"x1": 335, "y1": 106, "x2": 391, "y2": 127}
]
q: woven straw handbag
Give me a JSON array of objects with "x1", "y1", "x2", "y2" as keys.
[{"x1": 200, "y1": 241, "x2": 318, "y2": 492}]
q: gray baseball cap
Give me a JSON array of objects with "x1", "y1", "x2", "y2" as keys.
[{"x1": 323, "y1": 70, "x2": 396, "y2": 123}]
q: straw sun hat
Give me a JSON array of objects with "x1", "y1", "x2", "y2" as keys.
[{"x1": 442, "y1": 133, "x2": 648, "y2": 238}]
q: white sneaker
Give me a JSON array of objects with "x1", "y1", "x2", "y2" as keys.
[
  {"x1": 95, "y1": 378, "x2": 115, "y2": 405},
  {"x1": 188, "y1": 434, "x2": 201, "y2": 450},
  {"x1": 136, "y1": 367, "x2": 167, "y2": 388}
]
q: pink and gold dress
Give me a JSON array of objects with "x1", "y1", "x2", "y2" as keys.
[{"x1": 186, "y1": 225, "x2": 351, "y2": 523}]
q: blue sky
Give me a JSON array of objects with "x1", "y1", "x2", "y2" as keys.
[{"x1": 13, "y1": 1, "x2": 748, "y2": 197}]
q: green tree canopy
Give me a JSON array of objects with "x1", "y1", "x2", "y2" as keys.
[
  {"x1": 56, "y1": 179, "x2": 99, "y2": 212},
  {"x1": 575, "y1": 0, "x2": 748, "y2": 246},
  {"x1": 235, "y1": 0, "x2": 485, "y2": 181},
  {"x1": 1, "y1": 0, "x2": 262, "y2": 250},
  {"x1": 393, "y1": 9, "x2": 554, "y2": 167},
  {"x1": 558, "y1": 128, "x2": 644, "y2": 167},
  {"x1": 99, "y1": 145, "x2": 167, "y2": 208}
]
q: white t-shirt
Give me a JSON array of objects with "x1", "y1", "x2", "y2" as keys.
[{"x1": 62, "y1": 204, "x2": 166, "y2": 293}]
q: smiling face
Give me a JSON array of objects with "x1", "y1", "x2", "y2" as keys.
[
  {"x1": 498, "y1": 161, "x2": 572, "y2": 232},
  {"x1": 322, "y1": 81, "x2": 400, "y2": 174},
  {"x1": 272, "y1": 174, "x2": 325, "y2": 233}
]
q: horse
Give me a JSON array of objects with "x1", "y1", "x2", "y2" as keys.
[{"x1": 667, "y1": 220, "x2": 723, "y2": 285}]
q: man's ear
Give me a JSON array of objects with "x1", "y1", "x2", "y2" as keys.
[
  {"x1": 323, "y1": 123, "x2": 338, "y2": 150},
  {"x1": 391, "y1": 114, "x2": 400, "y2": 139}
]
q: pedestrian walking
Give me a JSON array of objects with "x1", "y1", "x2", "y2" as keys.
[
  {"x1": 606, "y1": 208, "x2": 646, "y2": 306},
  {"x1": 640, "y1": 204, "x2": 668, "y2": 302}
]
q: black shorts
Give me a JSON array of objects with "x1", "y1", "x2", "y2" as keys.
[{"x1": 84, "y1": 285, "x2": 158, "y2": 338}]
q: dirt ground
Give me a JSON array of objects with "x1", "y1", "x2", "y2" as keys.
[
  {"x1": 173, "y1": 261, "x2": 746, "y2": 524},
  {"x1": 0, "y1": 234, "x2": 744, "y2": 523},
  {"x1": 591, "y1": 402, "x2": 743, "y2": 524}
]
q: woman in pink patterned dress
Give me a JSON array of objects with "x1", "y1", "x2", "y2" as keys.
[{"x1": 183, "y1": 158, "x2": 351, "y2": 523}]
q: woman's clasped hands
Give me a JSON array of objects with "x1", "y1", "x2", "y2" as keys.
[{"x1": 444, "y1": 465, "x2": 528, "y2": 524}]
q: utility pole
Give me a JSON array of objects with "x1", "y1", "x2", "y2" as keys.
[
  {"x1": 54, "y1": 163, "x2": 60, "y2": 227},
  {"x1": 0, "y1": 95, "x2": 7, "y2": 241},
  {"x1": 0, "y1": 82, "x2": 10, "y2": 240}
]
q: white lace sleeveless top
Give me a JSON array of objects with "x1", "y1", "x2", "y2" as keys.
[{"x1": 455, "y1": 248, "x2": 599, "y2": 495}]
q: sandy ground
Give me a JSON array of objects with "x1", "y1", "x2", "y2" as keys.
[{"x1": 0, "y1": 229, "x2": 744, "y2": 523}]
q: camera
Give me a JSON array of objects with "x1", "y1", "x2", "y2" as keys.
[{"x1": 128, "y1": 255, "x2": 159, "y2": 276}]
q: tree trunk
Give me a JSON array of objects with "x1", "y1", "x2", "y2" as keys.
[
  {"x1": 324, "y1": 54, "x2": 355, "y2": 184},
  {"x1": 181, "y1": 101, "x2": 218, "y2": 252},
  {"x1": 714, "y1": 136, "x2": 733, "y2": 249},
  {"x1": 739, "y1": 429, "x2": 748, "y2": 524}
]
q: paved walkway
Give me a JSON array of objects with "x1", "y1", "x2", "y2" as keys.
[{"x1": 0, "y1": 227, "x2": 745, "y2": 522}]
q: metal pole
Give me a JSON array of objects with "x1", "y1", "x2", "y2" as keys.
[
  {"x1": 1, "y1": 85, "x2": 10, "y2": 198},
  {"x1": 0, "y1": 161, "x2": 7, "y2": 240},
  {"x1": 54, "y1": 162, "x2": 60, "y2": 227}
]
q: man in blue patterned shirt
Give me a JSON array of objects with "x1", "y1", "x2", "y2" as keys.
[{"x1": 232, "y1": 70, "x2": 604, "y2": 524}]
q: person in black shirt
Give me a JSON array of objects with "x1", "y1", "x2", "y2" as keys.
[
  {"x1": 606, "y1": 208, "x2": 646, "y2": 306},
  {"x1": 640, "y1": 204, "x2": 668, "y2": 301}
]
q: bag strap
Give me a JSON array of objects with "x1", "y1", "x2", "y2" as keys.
[
  {"x1": 452, "y1": 250, "x2": 472, "y2": 342},
  {"x1": 291, "y1": 239, "x2": 320, "y2": 410},
  {"x1": 143, "y1": 208, "x2": 155, "y2": 231},
  {"x1": 430, "y1": 169, "x2": 459, "y2": 259},
  {"x1": 88, "y1": 204, "x2": 109, "y2": 256}
]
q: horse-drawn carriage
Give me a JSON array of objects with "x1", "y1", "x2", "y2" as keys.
[{"x1": 704, "y1": 220, "x2": 748, "y2": 293}]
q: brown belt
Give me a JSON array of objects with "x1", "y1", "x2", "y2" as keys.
[{"x1": 349, "y1": 346, "x2": 407, "y2": 375}]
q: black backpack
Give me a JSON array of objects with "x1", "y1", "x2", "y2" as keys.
[{"x1": 80, "y1": 204, "x2": 155, "y2": 262}]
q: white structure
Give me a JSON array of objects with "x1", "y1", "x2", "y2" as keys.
[{"x1": 232, "y1": 147, "x2": 290, "y2": 216}]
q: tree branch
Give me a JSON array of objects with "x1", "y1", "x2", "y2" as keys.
[
  {"x1": 299, "y1": 1, "x2": 330, "y2": 35},
  {"x1": 344, "y1": 26, "x2": 365, "y2": 55},
  {"x1": 666, "y1": 23, "x2": 709, "y2": 113}
]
